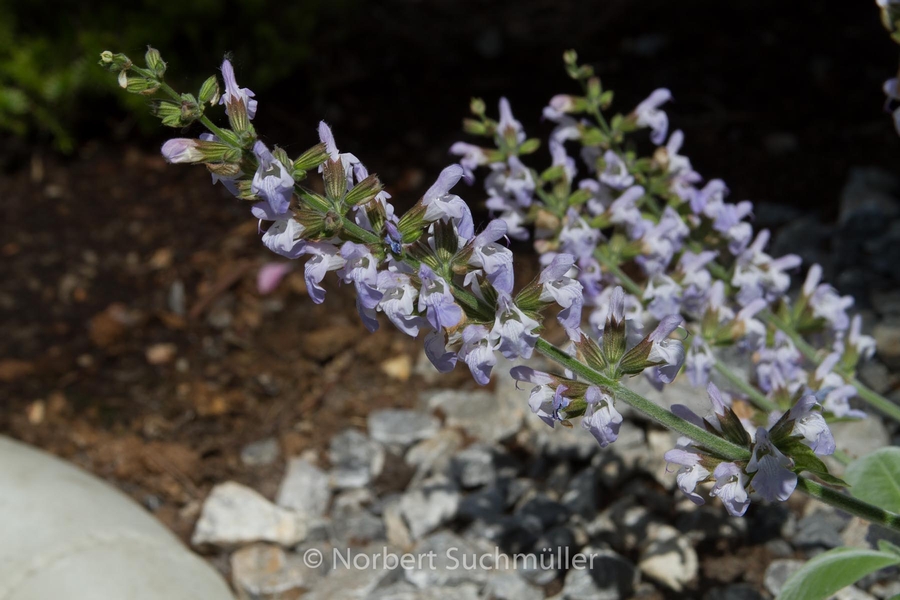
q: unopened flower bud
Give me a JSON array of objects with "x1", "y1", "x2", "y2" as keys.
[
  {"x1": 99, "y1": 51, "x2": 131, "y2": 72},
  {"x1": 144, "y1": 46, "x2": 166, "y2": 78},
  {"x1": 125, "y1": 76, "x2": 160, "y2": 95},
  {"x1": 469, "y1": 97, "x2": 486, "y2": 116},
  {"x1": 161, "y1": 138, "x2": 241, "y2": 164},
  {"x1": 198, "y1": 75, "x2": 220, "y2": 106},
  {"x1": 294, "y1": 143, "x2": 329, "y2": 172}
]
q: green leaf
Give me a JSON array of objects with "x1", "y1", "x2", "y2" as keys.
[
  {"x1": 779, "y1": 547, "x2": 900, "y2": 600},
  {"x1": 845, "y1": 447, "x2": 900, "y2": 513}
]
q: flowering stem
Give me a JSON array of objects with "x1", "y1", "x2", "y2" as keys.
[
  {"x1": 534, "y1": 338, "x2": 751, "y2": 461},
  {"x1": 796, "y1": 478, "x2": 900, "y2": 533},
  {"x1": 535, "y1": 338, "x2": 900, "y2": 532},
  {"x1": 712, "y1": 360, "x2": 778, "y2": 412},
  {"x1": 764, "y1": 311, "x2": 900, "y2": 422}
]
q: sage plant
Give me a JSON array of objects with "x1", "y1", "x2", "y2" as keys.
[{"x1": 100, "y1": 47, "x2": 900, "y2": 532}]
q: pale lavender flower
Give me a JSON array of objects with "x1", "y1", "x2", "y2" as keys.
[
  {"x1": 559, "y1": 208, "x2": 602, "y2": 260},
  {"x1": 636, "y1": 207, "x2": 689, "y2": 276},
  {"x1": 691, "y1": 179, "x2": 728, "y2": 216},
  {"x1": 199, "y1": 133, "x2": 241, "y2": 196},
  {"x1": 747, "y1": 427, "x2": 797, "y2": 502},
  {"x1": 644, "y1": 275, "x2": 682, "y2": 321},
  {"x1": 317, "y1": 121, "x2": 360, "y2": 191},
  {"x1": 821, "y1": 384, "x2": 866, "y2": 419},
  {"x1": 710, "y1": 462, "x2": 750, "y2": 517},
  {"x1": 422, "y1": 165, "x2": 474, "y2": 239},
  {"x1": 376, "y1": 271, "x2": 424, "y2": 337},
  {"x1": 511, "y1": 366, "x2": 557, "y2": 427},
  {"x1": 634, "y1": 88, "x2": 672, "y2": 144},
  {"x1": 486, "y1": 194, "x2": 529, "y2": 241},
  {"x1": 449, "y1": 142, "x2": 490, "y2": 178},
  {"x1": 732, "y1": 230, "x2": 800, "y2": 306},
  {"x1": 468, "y1": 219, "x2": 514, "y2": 294},
  {"x1": 497, "y1": 97, "x2": 526, "y2": 145},
  {"x1": 550, "y1": 139, "x2": 577, "y2": 182},
  {"x1": 458, "y1": 325, "x2": 498, "y2": 385},
  {"x1": 664, "y1": 448, "x2": 710, "y2": 505},
  {"x1": 847, "y1": 314, "x2": 877, "y2": 362},
  {"x1": 789, "y1": 396, "x2": 836, "y2": 456},
  {"x1": 582, "y1": 386, "x2": 623, "y2": 447},
  {"x1": 252, "y1": 202, "x2": 306, "y2": 259},
  {"x1": 302, "y1": 242, "x2": 345, "y2": 304},
  {"x1": 685, "y1": 338, "x2": 715, "y2": 387},
  {"x1": 424, "y1": 330, "x2": 458, "y2": 373},
  {"x1": 491, "y1": 291, "x2": 540, "y2": 359},
  {"x1": 338, "y1": 242, "x2": 383, "y2": 331},
  {"x1": 733, "y1": 298, "x2": 768, "y2": 349},
  {"x1": 755, "y1": 333, "x2": 803, "y2": 394},
  {"x1": 599, "y1": 150, "x2": 634, "y2": 190},
  {"x1": 252, "y1": 141, "x2": 294, "y2": 215},
  {"x1": 608, "y1": 185, "x2": 649, "y2": 238},
  {"x1": 502, "y1": 156, "x2": 536, "y2": 205},
  {"x1": 219, "y1": 59, "x2": 258, "y2": 119},
  {"x1": 803, "y1": 264, "x2": 854, "y2": 332},
  {"x1": 553, "y1": 383, "x2": 571, "y2": 418},
  {"x1": 711, "y1": 200, "x2": 754, "y2": 255},
  {"x1": 418, "y1": 264, "x2": 462, "y2": 331},
  {"x1": 678, "y1": 250, "x2": 717, "y2": 316},
  {"x1": 648, "y1": 315, "x2": 685, "y2": 383},
  {"x1": 538, "y1": 253, "x2": 584, "y2": 340}
]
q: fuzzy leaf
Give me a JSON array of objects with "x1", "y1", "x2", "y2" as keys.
[
  {"x1": 844, "y1": 447, "x2": 900, "y2": 513},
  {"x1": 779, "y1": 547, "x2": 900, "y2": 600}
]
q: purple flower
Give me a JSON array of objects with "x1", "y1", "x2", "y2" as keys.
[
  {"x1": 788, "y1": 396, "x2": 835, "y2": 456},
  {"x1": 317, "y1": 122, "x2": 360, "y2": 191},
  {"x1": 550, "y1": 139, "x2": 577, "y2": 182},
  {"x1": 803, "y1": 264, "x2": 854, "y2": 332},
  {"x1": 847, "y1": 315, "x2": 877, "y2": 362},
  {"x1": 459, "y1": 325, "x2": 498, "y2": 385},
  {"x1": 449, "y1": 142, "x2": 490, "y2": 178},
  {"x1": 302, "y1": 242, "x2": 345, "y2": 304},
  {"x1": 251, "y1": 202, "x2": 306, "y2": 259},
  {"x1": 608, "y1": 186, "x2": 649, "y2": 237},
  {"x1": 635, "y1": 207, "x2": 688, "y2": 276},
  {"x1": 424, "y1": 330, "x2": 458, "y2": 373},
  {"x1": 559, "y1": 209, "x2": 602, "y2": 260},
  {"x1": 338, "y1": 242, "x2": 384, "y2": 331},
  {"x1": 511, "y1": 366, "x2": 557, "y2": 427},
  {"x1": 732, "y1": 230, "x2": 800, "y2": 306},
  {"x1": 634, "y1": 88, "x2": 672, "y2": 145},
  {"x1": 747, "y1": 427, "x2": 797, "y2": 502},
  {"x1": 497, "y1": 97, "x2": 526, "y2": 146},
  {"x1": 599, "y1": 151, "x2": 634, "y2": 190},
  {"x1": 821, "y1": 384, "x2": 867, "y2": 420},
  {"x1": 376, "y1": 271, "x2": 424, "y2": 337},
  {"x1": 582, "y1": 386, "x2": 623, "y2": 447},
  {"x1": 491, "y1": 291, "x2": 540, "y2": 359},
  {"x1": 539, "y1": 253, "x2": 584, "y2": 340},
  {"x1": 644, "y1": 275, "x2": 682, "y2": 321},
  {"x1": 219, "y1": 59, "x2": 258, "y2": 119},
  {"x1": 422, "y1": 165, "x2": 474, "y2": 239},
  {"x1": 417, "y1": 265, "x2": 462, "y2": 331},
  {"x1": 684, "y1": 338, "x2": 715, "y2": 387},
  {"x1": 664, "y1": 448, "x2": 710, "y2": 505},
  {"x1": 647, "y1": 315, "x2": 685, "y2": 383},
  {"x1": 251, "y1": 141, "x2": 294, "y2": 215},
  {"x1": 469, "y1": 219, "x2": 514, "y2": 294},
  {"x1": 709, "y1": 462, "x2": 750, "y2": 517}
]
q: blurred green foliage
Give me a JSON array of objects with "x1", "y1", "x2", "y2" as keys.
[{"x1": 0, "y1": 0, "x2": 345, "y2": 152}]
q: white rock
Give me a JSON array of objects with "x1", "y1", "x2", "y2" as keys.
[
  {"x1": 368, "y1": 409, "x2": 440, "y2": 447},
  {"x1": 192, "y1": 482, "x2": 307, "y2": 548},
  {"x1": 425, "y1": 389, "x2": 522, "y2": 443},
  {"x1": 276, "y1": 457, "x2": 331, "y2": 518},
  {"x1": 638, "y1": 524, "x2": 698, "y2": 592},
  {"x1": 764, "y1": 559, "x2": 804, "y2": 596},
  {"x1": 303, "y1": 544, "x2": 403, "y2": 600},
  {"x1": 329, "y1": 429, "x2": 385, "y2": 489},
  {"x1": 0, "y1": 435, "x2": 232, "y2": 600},
  {"x1": 399, "y1": 475, "x2": 460, "y2": 540}
]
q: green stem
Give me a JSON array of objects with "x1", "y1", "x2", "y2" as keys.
[
  {"x1": 593, "y1": 250, "x2": 643, "y2": 296},
  {"x1": 797, "y1": 478, "x2": 900, "y2": 533},
  {"x1": 832, "y1": 448, "x2": 852, "y2": 466},
  {"x1": 535, "y1": 338, "x2": 751, "y2": 461},
  {"x1": 713, "y1": 360, "x2": 778, "y2": 412}
]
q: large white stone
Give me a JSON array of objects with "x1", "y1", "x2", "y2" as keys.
[{"x1": 0, "y1": 435, "x2": 233, "y2": 600}]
